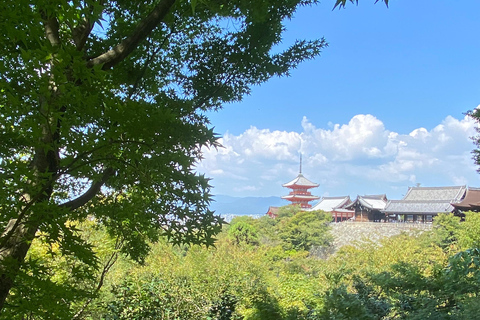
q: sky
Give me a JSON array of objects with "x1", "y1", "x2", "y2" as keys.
[{"x1": 196, "y1": 0, "x2": 480, "y2": 200}]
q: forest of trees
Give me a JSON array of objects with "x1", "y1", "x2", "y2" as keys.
[{"x1": 4, "y1": 206, "x2": 480, "y2": 319}]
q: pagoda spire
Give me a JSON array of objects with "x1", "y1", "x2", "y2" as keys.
[{"x1": 299, "y1": 154, "x2": 302, "y2": 174}]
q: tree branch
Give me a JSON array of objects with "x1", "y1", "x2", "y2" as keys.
[
  {"x1": 42, "y1": 12, "x2": 61, "y2": 48},
  {"x1": 60, "y1": 167, "x2": 115, "y2": 211},
  {"x1": 0, "y1": 187, "x2": 50, "y2": 252},
  {"x1": 72, "y1": 1, "x2": 104, "y2": 51},
  {"x1": 127, "y1": 33, "x2": 170, "y2": 99},
  {"x1": 333, "y1": 0, "x2": 388, "y2": 9},
  {"x1": 87, "y1": 0, "x2": 176, "y2": 70},
  {"x1": 72, "y1": 18, "x2": 94, "y2": 51},
  {"x1": 71, "y1": 238, "x2": 122, "y2": 320}
]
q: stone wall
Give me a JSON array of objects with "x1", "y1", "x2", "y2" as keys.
[{"x1": 330, "y1": 221, "x2": 432, "y2": 252}]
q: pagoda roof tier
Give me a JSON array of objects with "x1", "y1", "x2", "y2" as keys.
[
  {"x1": 282, "y1": 194, "x2": 320, "y2": 201},
  {"x1": 282, "y1": 173, "x2": 319, "y2": 188}
]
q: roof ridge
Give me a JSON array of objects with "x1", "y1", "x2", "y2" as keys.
[
  {"x1": 282, "y1": 173, "x2": 319, "y2": 188},
  {"x1": 322, "y1": 196, "x2": 349, "y2": 199},
  {"x1": 409, "y1": 185, "x2": 466, "y2": 190},
  {"x1": 361, "y1": 194, "x2": 387, "y2": 200},
  {"x1": 389, "y1": 199, "x2": 454, "y2": 203}
]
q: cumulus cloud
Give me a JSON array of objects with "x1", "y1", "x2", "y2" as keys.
[
  {"x1": 223, "y1": 127, "x2": 302, "y2": 160},
  {"x1": 196, "y1": 112, "x2": 480, "y2": 198},
  {"x1": 301, "y1": 114, "x2": 392, "y2": 161}
]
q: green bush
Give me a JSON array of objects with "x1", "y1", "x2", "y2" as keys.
[{"x1": 228, "y1": 217, "x2": 259, "y2": 246}]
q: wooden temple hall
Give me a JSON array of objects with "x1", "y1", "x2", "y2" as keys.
[{"x1": 383, "y1": 186, "x2": 480, "y2": 222}]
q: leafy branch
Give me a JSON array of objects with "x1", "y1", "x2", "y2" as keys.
[
  {"x1": 87, "y1": 0, "x2": 176, "y2": 70},
  {"x1": 334, "y1": 0, "x2": 389, "y2": 9}
]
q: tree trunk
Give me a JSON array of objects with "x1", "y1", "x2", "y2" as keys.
[
  {"x1": 0, "y1": 118, "x2": 58, "y2": 308},
  {"x1": 0, "y1": 219, "x2": 39, "y2": 309}
]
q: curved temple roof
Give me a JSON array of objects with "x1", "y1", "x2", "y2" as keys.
[
  {"x1": 452, "y1": 187, "x2": 480, "y2": 211},
  {"x1": 309, "y1": 196, "x2": 352, "y2": 212},
  {"x1": 403, "y1": 186, "x2": 466, "y2": 202},
  {"x1": 345, "y1": 195, "x2": 388, "y2": 211},
  {"x1": 282, "y1": 173, "x2": 319, "y2": 188},
  {"x1": 383, "y1": 200, "x2": 455, "y2": 215},
  {"x1": 383, "y1": 186, "x2": 467, "y2": 215}
]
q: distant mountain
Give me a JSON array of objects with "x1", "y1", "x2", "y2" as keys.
[{"x1": 209, "y1": 195, "x2": 288, "y2": 216}]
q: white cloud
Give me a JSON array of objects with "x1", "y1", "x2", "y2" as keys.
[
  {"x1": 301, "y1": 114, "x2": 393, "y2": 161},
  {"x1": 197, "y1": 112, "x2": 480, "y2": 198},
  {"x1": 222, "y1": 127, "x2": 302, "y2": 160}
]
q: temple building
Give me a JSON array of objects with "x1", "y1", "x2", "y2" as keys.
[
  {"x1": 308, "y1": 196, "x2": 355, "y2": 222},
  {"x1": 452, "y1": 187, "x2": 480, "y2": 214},
  {"x1": 345, "y1": 194, "x2": 388, "y2": 222},
  {"x1": 383, "y1": 186, "x2": 467, "y2": 223},
  {"x1": 266, "y1": 206, "x2": 280, "y2": 218},
  {"x1": 281, "y1": 164, "x2": 319, "y2": 209}
]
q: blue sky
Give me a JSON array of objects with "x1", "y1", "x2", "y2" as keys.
[{"x1": 197, "y1": 0, "x2": 480, "y2": 200}]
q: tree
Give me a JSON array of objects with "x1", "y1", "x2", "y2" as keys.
[
  {"x1": 1, "y1": 220, "x2": 121, "y2": 319},
  {"x1": 469, "y1": 107, "x2": 480, "y2": 174},
  {"x1": 228, "y1": 216, "x2": 259, "y2": 246},
  {"x1": 456, "y1": 212, "x2": 480, "y2": 250},
  {"x1": 432, "y1": 213, "x2": 461, "y2": 252},
  {"x1": 334, "y1": 0, "x2": 389, "y2": 9},
  {"x1": 0, "y1": 0, "x2": 326, "y2": 313},
  {"x1": 277, "y1": 209, "x2": 333, "y2": 251},
  {"x1": 321, "y1": 247, "x2": 480, "y2": 320}
]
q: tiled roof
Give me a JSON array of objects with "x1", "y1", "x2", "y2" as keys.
[
  {"x1": 453, "y1": 187, "x2": 480, "y2": 210},
  {"x1": 309, "y1": 196, "x2": 352, "y2": 212},
  {"x1": 266, "y1": 206, "x2": 280, "y2": 214},
  {"x1": 282, "y1": 194, "x2": 320, "y2": 201},
  {"x1": 384, "y1": 200, "x2": 455, "y2": 214},
  {"x1": 403, "y1": 186, "x2": 466, "y2": 202},
  {"x1": 363, "y1": 194, "x2": 387, "y2": 201},
  {"x1": 358, "y1": 197, "x2": 388, "y2": 210},
  {"x1": 282, "y1": 173, "x2": 319, "y2": 188},
  {"x1": 383, "y1": 186, "x2": 468, "y2": 215},
  {"x1": 266, "y1": 206, "x2": 280, "y2": 217},
  {"x1": 345, "y1": 195, "x2": 388, "y2": 210}
]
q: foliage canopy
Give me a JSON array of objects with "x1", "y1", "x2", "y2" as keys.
[{"x1": 0, "y1": 0, "x2": 326, "y2": 312}]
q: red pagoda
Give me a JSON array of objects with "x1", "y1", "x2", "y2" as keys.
[{"x1": 281, "y1": 157, "x2": 319, "y2": 209}]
